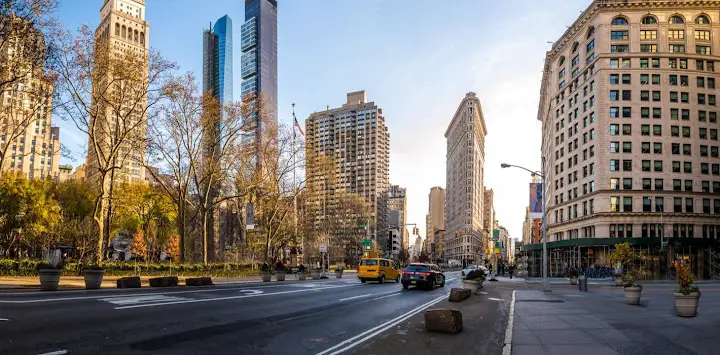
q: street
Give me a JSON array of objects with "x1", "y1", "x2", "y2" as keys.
[{"x1": 0, "y1": 272, "x2": 463, "y2": 355}]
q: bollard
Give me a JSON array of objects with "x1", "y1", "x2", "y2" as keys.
[{"x1": 578, "y1": 275, "x2": 588, "y2": 292}]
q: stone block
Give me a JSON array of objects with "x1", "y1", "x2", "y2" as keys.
[
  {"x1": 448, "y1": 288, "x2": 471, "y2": 302},
  {"x1": 149, "y1": 276, "x2": 179, "y2": 287},
  {"x1": 185, "y1": 277, "x2": 213, "y2": 286},
  {"x1": 116, "y1": 276, "x2": 141, "y2": 288},
  {"x1": 424, "y1": 308, "x2": 463, "y2": 334}
]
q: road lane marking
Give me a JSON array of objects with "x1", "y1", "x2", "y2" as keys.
[
  {"x1": 316, "y1": 293, "x2": 448, "y2": 355},
  {"x1": 339, "y1": 294, "x2": 372, "y2": 302},
  {"x1": 238, "y1": 289, "x2": 263, "y2": 295},
  {"x1": 0, "y1": 318, "x2": 8, "y2": 321},
  {"x1": 488, "y1": 297, "x2": 504, "y2": 302},
  {"x1": 114, "y1": 284, "x2": 359, "y2": 310},
  {"x1": 502, "y1": 290, "x2": 517, "y2": 355},
  {"x1": 100, "y1": 295, "x2": 190, "y2": 306},
  {"x1": 0, "y1": 283, "x2": 316, "y2": 304},
  {"x1": 37, "y1": 350, "x2": 68, "y2": 355}
]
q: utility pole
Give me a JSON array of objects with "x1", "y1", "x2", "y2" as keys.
[{"x1": 292, "y1": 103, "x2": 301, "y2": 264}]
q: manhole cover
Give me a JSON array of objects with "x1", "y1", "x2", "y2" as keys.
[{"x1": 515, "y1": 300, "x2": 565, "y2": 303}]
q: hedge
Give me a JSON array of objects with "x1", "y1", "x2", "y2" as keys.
[{"x1": 0, "y1": 259, "x2": 260, "y2": 278}]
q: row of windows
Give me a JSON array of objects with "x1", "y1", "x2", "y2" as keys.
[
  {"x1": 609, "y1": 159, "x2": 720, "y2": 175},
  {"x1": 609, "y1": 89, "x2": 718, "y2": 105},
  {"x1": 609, "y1": 57, "x2": 715, "y2": 71},
  {"x1": 610, "y1": 178, "x2": 720, "y2": 193},
  {"x1": 608, "y1": 124, "x2": 719, "y2": 140},
  {"x1": 611, "y1": 14, "x2": 711, "y2": 26},
  {"x1": 609, "y1": 43, "x2": 712, "y2": 55},
  {"x1": 609, "y1": 196, "x2": 720, "y2": 214},
  {"x1": 609, "y1": 142, "x2": 720, "y2": 157},
  {"x1": 609, "y1": 73, "x2": 716, "y2": 89}
]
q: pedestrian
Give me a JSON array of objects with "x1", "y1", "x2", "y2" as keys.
[{"x1": 509, "y1": 264, "x2": 515, "y2": 279}]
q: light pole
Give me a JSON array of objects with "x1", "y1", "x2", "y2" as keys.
[{"x1": 501, "y1": 161, "x2": 551, "y2": 292}]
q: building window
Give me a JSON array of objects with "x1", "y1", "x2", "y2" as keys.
[
  {"x1": 697, "y1": 46, "x2": 712, "y2": 55},
  {"x1": 623, "y1": 197, "x2": 633, "y2": 212},
  {"x1": 653, "y1": 143, "x2": 662, "y2": 154},
  {"x1": 612, "y1": 17, "x2": 629, "y2": 26},
  {"x1": 686, "y1": 198, "x2": 694, "y2": 213},
  {"x1": 670, "y1": 44, "x2": 686, "y2": 53},
  {"x1": 611, "y1": 45, "x2": 629, "y2": 53},
  {"x1": 670, "y1": 15, "x2": 685, "y2": 24},
  {"x1": 640, "y1": 44, "x2": 657, "y2": 53},
  {"x1": 611, "y1": 197, "x2": 620, "y2": 212},
  {"x1": 642, "y1": 16, "x2": 658, "y2": 25},
  {"x1": 655, "y1": 179, "x2": 664, "y2": 191},
  {"x1": 611, "y1": 31, "x2": 629, "y2": 40},
  {"x1": 696, "y1": 30, "x2": 711, "y2": 41},
  {"x1": 640, "y1": 30, "x2": 657, "y2": 40},
  {"x1": 695, "y1": 15, "x2": 711, "y2": 25},
  {"x1": 669, "y1": 30, "x2": 685, "y2": 40}
]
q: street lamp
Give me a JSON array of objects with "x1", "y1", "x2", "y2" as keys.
[{"x1": 501, "y1": 161, "x2": 551, "y2": 293}]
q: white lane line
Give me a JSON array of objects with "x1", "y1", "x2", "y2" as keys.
[
  {"x1": 502, "y1": 290, "x2": 517, "y2": 355},
  {"x1": 0, "y1": 283, "x2": 306, "y2": 304},
  {"x1": 114, "y1": 284, "x2": 359, "y2": 310},
  {"x1": 37, "y1": 350, "x2": 68, "y2": 355},
  {"x1": 339, "y1": 294, "x2": 372, "y2": 302},
  {"x1": 488, "y1": 297, "x2": 504, "y2": 302},
  {"x1": 445, "y1": 278, "x2": 457, "y2": 283},
  {"x1": 100, "y1": 295, "x2": 190, "y2": 306},
  {"x1": 316, "y1": 293, "x2": 448, "y2": 355},
  {"x1": 0, "y1": 318, "x2": 8, "y2": 321}
]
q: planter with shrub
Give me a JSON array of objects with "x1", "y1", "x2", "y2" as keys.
[
  {"x1": 83, "y1": 264, "x2": 105, "y2": 289},
  {"x1": 275, "y1": 262, "x2": 287, "y2": 281},
  {"x1": 298, "y1": 265, "x2": 307, "y2": 280},
  {"x1": 674, "y1": 260, "x2": 700, "y2": 317},
  {"x1": 568, "y1": 267, "x2": 578, "y2": 285},
  {"x1": 334, "y1": 266, "x2": 343, "y2": 279},
  {"x1": 310, "y1": 268, "x2": 322, "y2": 280},
  {"x1": 461, "y1": 269, "x2": 486, "y2": 295},
  {"x1": 37, "y1": 262, "x2": 63, "y2": 291},
  {"x1": 622, "y1": 277, "x2": 643, "y2": 305},
  {"x1": 260, "y1": 263, "x2": 272, "y2": 282}
]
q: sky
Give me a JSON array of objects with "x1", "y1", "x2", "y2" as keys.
[{"x1": 53, "y1": 0, "x2": 593, "y2": 244}]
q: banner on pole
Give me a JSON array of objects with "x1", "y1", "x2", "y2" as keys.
[
  {"x1": 529, "y1": 183, "x2": 544, "y2": 214},
  {"x1": 246, "y1": 203, "x2": 254, "y2": 230}
]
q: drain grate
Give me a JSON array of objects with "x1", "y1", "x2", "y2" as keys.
[{"x1": 515, "y1": 299, "x2": 565, "y2": 303}]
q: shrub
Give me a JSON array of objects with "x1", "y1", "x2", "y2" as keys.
[
  {"x1": 0, "y1": 259, "x2": 258, "y2": 277},
  {"x1": 567, "y1": 267, "x2": 578, "y2": 278},
  {"x1": 334, "y1": 265, "x2": 343, "y2": 272},
  {"x1": 674, "y1": 261, "x2": 699, "y2": 295},
  {"x1": 465, "y1": 269, "x2": 486, "y2": 282}
]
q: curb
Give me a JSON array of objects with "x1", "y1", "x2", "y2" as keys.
[{"x1": 502, "y1": 290, "x2": 516, "y2": 355}]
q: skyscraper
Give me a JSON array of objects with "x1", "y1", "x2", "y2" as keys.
[
  {"x1": 241, "y1": 0, "x2": 278, "y2": 144},
  {"x1": 427, "y1": 186, "x2": 445, "y2": 252},
  {"x1": 444, "y1": 92, "x2": 487, "y2": 267},
  {"x1": 536, "y1": 0, "x2": 720, "y2": 279},
  {"x1": 88, "y1": 0, "x2": 149, "y2": 184},
  {"x1": 305, "y1": 91, "x2": 391, "y2": 249},
  {"x1": 203, "y1": 15, "x2": 233, "y2": 105},
  {"x1": 387, "y1": 185, "x2": 408, "y2": 250},
  {"x1": 0, "y1": 17, "x2": 61, "y2": 181}
]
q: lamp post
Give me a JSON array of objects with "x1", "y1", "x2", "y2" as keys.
[{"x1": 501, "y1": 161, "x2": 551, "y2": 292}]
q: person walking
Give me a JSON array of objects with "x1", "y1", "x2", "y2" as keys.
[{"x1": 509, "y1": 264, "x2": 515, "y2": 279}]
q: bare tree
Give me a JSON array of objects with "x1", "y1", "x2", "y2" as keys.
[{"x1": 52, "y1": 26, "x2": 176, "y2": 262}]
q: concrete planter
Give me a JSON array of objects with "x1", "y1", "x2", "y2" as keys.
[
  {"x1": 674, "y1": 292, "x2": 700, "y2": 317},
  {"x1": 614, "y1": 277, "x2": 623, "y2": 286},
  {"x1": 260, "y1": 270, "x2": 272, "y2": 282},
  {"x1": 570, "y1": 277, "x2": 578, "y2": 285},
  {"x1": 335, "y1": 270, "x2": 343, "y2": 279},
  {"x1": 461, "y1": 279, "x2": 483, "y2": 295},
  {"x1": 38, "y1": 269, "x2": 62, "y2": 291},
  {"x1": 298, "y1": 273, "x2": 307, "y2": 281},
  {"x1": 83, "y1": 270, "x2": 105, "y2": 289},
  {"x1": 623, "y1": 286, "x2": 642, "y2": 305},
  {"x1": 310, "y1": 270, "x2": 322, "y2": 280},
  {"x1": 275, "y1": 270, "x2": 286, "y2": 281}
]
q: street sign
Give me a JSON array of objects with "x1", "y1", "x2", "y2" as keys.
[
  {"x1": 319, "y1": 244, "x2": 327, "y2": 253},
  {"x1": 495, "y1": 242, "x2": 501, "y2": 248},
  {"x1": 362, "y1": 239, "x2": 372, "y2": 247}
]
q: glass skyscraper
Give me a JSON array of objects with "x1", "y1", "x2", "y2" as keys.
[
  {"x1": 203, "y1": 15, "x2": 233, "y2": 104},
  {"x1": 241, "y1": 0, "x2": 278, "y2": 141}
]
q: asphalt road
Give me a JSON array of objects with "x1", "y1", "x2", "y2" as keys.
[{"x1": 0, "y1": 271, "x2": 463, "y2": 355}]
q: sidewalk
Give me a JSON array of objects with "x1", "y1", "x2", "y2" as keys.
[
  {"x1": 511, "y1": 288, "x2": 720, "y2": 355},
  {"x1": 0, "y1": 270, "x2": 358, "y2": 290}
]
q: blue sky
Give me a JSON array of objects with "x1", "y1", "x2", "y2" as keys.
[{"x1": 54, "y1": 0, "x2": 592, "y2": 244}]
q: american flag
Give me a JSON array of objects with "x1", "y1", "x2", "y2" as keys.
[{"x1": 294, "y1": 117, "x2": 305, "y2": 136}]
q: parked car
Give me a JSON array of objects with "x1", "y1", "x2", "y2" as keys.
[
  {"x1": 401, "y1": 263, "x2": 445, "y2": 290},
  {"x1": 461, "y1": 265, "x2": 488, "y2": 276}
]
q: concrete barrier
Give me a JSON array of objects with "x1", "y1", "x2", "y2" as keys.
[
  {"x1": 116, "y1": 276, "x2": 141, "y2": 288},
  {"x1": 185, "y1": 277, "x2": 213, "y2": 286},
  {"x1": 425, "y1": 308, "x2": 463, "y2": 334},
  {"x1": 448, "y1": 288, "x2": 471, "y2": 302},
  {"x1": 149, "y1": 276, "x2": 179, "y2": 287}
]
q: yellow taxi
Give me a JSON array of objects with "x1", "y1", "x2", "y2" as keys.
[{"x1": 358, "y1": 256, "x2": 401, "y2": 284}]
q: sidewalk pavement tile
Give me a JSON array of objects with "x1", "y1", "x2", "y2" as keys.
[
  {"x1": 512, "y1": 329, "x2": 542, "y2": 345},
  {"x1": 545, "y1": 344, "x2": 620, "y2": 355},
  {"x1": 555, "y1": 314, "x2": 613, "y2": 329},
  {"x1": 533, "y1": 329, "x2": 598, "y2": 345},
  {"x1": 608, "y1": 342, "x2": 698, "y2": 355},
  {"x1": 512, "y1": 344, "x2": 549, "y2": 355},
  {"x1": 524, "y1": 320, "x2": 576, "y2": 330}
]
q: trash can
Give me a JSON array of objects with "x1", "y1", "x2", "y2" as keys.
[{"x1": 578, "y1": 276, "x2": 588, "y2": 292}]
